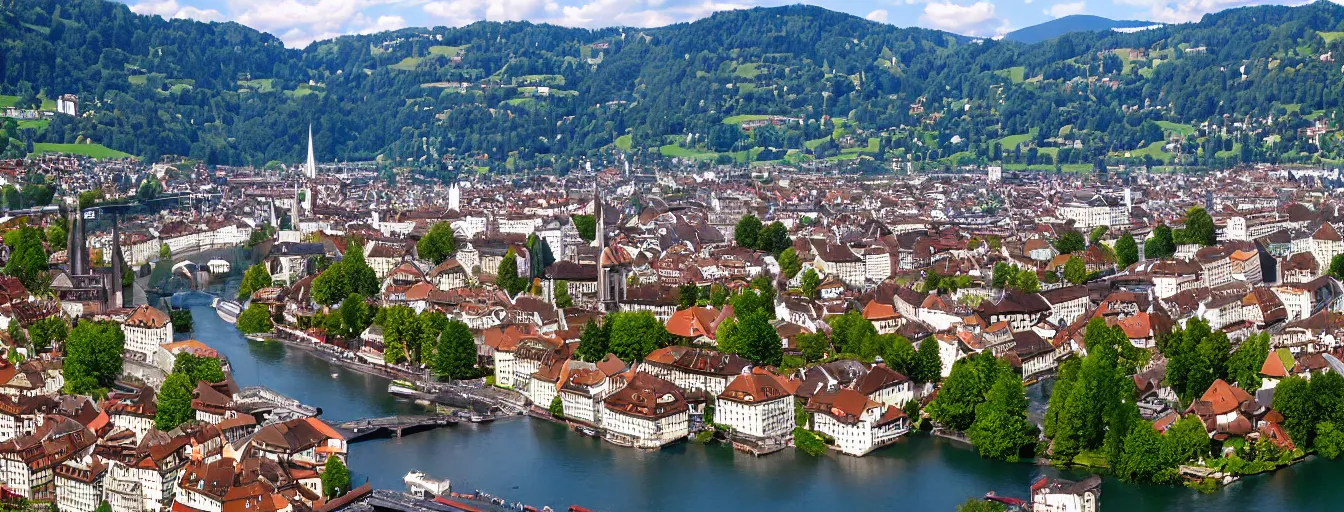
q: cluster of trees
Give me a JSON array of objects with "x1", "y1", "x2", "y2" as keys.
[
  {"x1": 62, "y1": 320, "x2": 126, "y2": 396},
  {"x1": 169, "y1": 309, "x2": 193, "y2": 333},
  {"x1": 236, "y1": 303, "x2": 273, "y2": 334},
  {"x1": 4, "y1": 226, "x2": 49, "y2": 292},
  {"x1": 236, "y1": 263, "x2": 273, "y2": 301},
  {"x1": 155, "y1": 353, "x2": 226, "y2": 431},
  {"x1": 1162, "y1": 319, "x2": 1268, "y2": 404},
  {"x1": 417, "y1": 223, "x2": 458, "y2": 264},
  {"x1": 733, "y1": 215, "x2": 790, "y2": 255},
  {"x1": 311, "y1": 242, "x2": 379, "y2": 305},
  {"x1": 817, "y1": 311, "x2": 942, "y2": 382},
  {"x1": 990, "y1": 262, "x2": 1040, "y2": 293},
  {"x1": 496, "y1": 248, "x2": 528, "y2": 296},
  {"x1": 376, "y1": 306, "x2": 445, "y2": 365},
  {"x1": 321, "y1": 456, "x2": 352, "y2": 500},
  {"x1": 1273, "y1": 371, "x2": 1344, "y2": 459},
  {"x1": 26, "y1": 315, "x2": 68, "y2": 352},
  {"x1": 1044, "y1": 320, "x2": 1143, "y2": 465}
]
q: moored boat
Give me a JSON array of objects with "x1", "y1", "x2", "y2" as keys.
[{"x1": 388, "y1": 379, "x2": 419, "y2": 397}]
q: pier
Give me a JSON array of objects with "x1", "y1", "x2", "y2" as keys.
[{"x1": 336, "y1": 415, "x2": 459, "y2": 443}]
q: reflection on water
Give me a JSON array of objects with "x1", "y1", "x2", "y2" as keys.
[{"x1": 186, "y1": 299, "x2": 1340, "y2": 512}]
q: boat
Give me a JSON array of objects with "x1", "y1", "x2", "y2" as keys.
[
  {"x1": 388, "y1": 379, "x2": 419, "y2": 397},
  {"x1": 330, "y1": 372, "x2": 339, "y2": 379},
  {"x1": 215, "y1": 299, "x2": 242, "y2": 324},
  {"x1": 575, "y1": 426, "x2": 599, "y2": 438},
  {"x1": 404, "y1": 470, "x2": 451, "y2": 500},
  {"x1": 568, "y1": 506, "x2": 595, "y2": 512},
  {"x1": 469, "y1": 413, "x2": 494, "y2": 423}
]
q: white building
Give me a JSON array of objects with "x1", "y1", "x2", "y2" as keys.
[
  {"x1": 55, "y1": 455, "x2": 106, "y2": 512},
  {"x1": 119, "y1": 305, "x2": 173, "y2": 364},
  {"x1": 716, "y1": 372, "x2": 794, "y2": 439},
  {"x1": 1031, "y1": 475, "x2": 1102, "y2": 512},
  {"x1": 601, "y1": 372, "x2": 689, "y2": 449},
  {"x1": 806, "y1": 388, "x2": 910, "y2": 456}
]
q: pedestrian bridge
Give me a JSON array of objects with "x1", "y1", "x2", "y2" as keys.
[{"x1": 334, "y1": 415, "x2": 459, "y2": 443}]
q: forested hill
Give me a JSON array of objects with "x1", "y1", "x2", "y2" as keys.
[{"x1": 6, "y1": 0, "x2": 1344, "y2": 172}]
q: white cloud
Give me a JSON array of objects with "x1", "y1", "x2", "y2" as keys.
[
  {"x1": 1116, "y1": 0, "x2": 1287, "y2": 23},
  {"x1": 422, "y1": 0, "x2": 753, "y2": 29},
  {"x1": 129, "y1": 0, "x2": 224, "y2": 22},
  {"x1": 866, "y1": 9, "x2": 889, "y2": 23},
  {"x1": 1047, "y1": 1, "x2": 1085, "y2": 17},
  {"x1": 358, "y1": 14, "x2": 408, "y2": 34},
  {"x1": 921, "y1": 1, "x2": 1010, "y2": 37}
]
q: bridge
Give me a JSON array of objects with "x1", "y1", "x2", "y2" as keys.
[{"x1": 335, "y1": 415, "x2": 459, "y2": 443}]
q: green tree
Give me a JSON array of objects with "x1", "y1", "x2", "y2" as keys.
[
  {"x1": 1062, "y1": 256, "x2": 1088, "y2": 285},
  {"x1": 435, "y1": 320, "x2": 478, "y2": 379},
  {"x1": 62, "y1": 320, "x2": 126, "y2": 395},
  {"x1": 154, "y1": 373, "x2": 195, "y2": 431},
  {"x1": 237, "y1": 263, "x2": 273, "y2": 301},
  {"x1": 4, "y1": 226, "x2": 48, "y2": 292},
  {"x1": 172, "y1": 353, "x2": 225, "y2": 384},
  {"x1": 720, "y1": 311, "x2": 782, "y2": 366},
  {"x1": 956, "y1": 498, "x2": 1006, "y2": 512},
  {"x1": 1115, "y1": 234, "x2": 1139, "y2": 269},
  {"x1": 1011, "y1": 268, "x2": 1040, "y2": 293},
  {"x1": 734, "y1": 215, "x2": 763, "y2": 249},
  {"x1": 571, "y1": 215, "x2": 596, "y2": 242},
  {"x1": 756, "y1": 221, "x2": 789, "y2": 254},
  {"x1": 709, "y1": 284, "x2": 728, "y2": 308},
  {"x1": 321, "y1": 455, "x2": 352, "y2": 499},
  {"x1": 778, "y1": 248, "x2": 802, "y2": 279},
  {"x1": 1146, "y1": 224, "x2": 1176, "y2": 259},
  {"x1": 800, "y1": 268, "x2": 821, "y2": 298},
  {"x1": 169, "y1": 310, "x2": 194, "y2": 333},
  {"x1": 797, "y1": 332, "x2": 830, "y2": 363},
  {"x1": 826, "y1": 310, "x2": 876, "y2": 355},
  {"x1": 311, "y1": 264, "x2": 348, "y2": 306},
  {"x1": 549, "y1": 395, "x2": 565, "y2": 418},
  {"x1": 1163, "y1": 414, "x2": 1211, "y2": 464},
  {"x1": 927, "y1": 352, "x2": 1003, "y2": 432},
  {"x1": 27, "y1": 315, "x2": 68, "y2": 351},
  {"x1": 914, "y1": 337, "x2": 943, "y2": 384},
  {"x1": 1182, "y1": 207, "x2": 1216, "y2": 246},
  {"x1": 339, "y1": 294, "x2": 370, "y2": 338},
  {"x1": 1044, "y1": 358, "x2": 1079, "y2": 441},
  {"x1": 417, "y1": 222, "x2": 458, "y2": 264},
  {"x1": 575, "y1": 319, "x2": 609, "y2": 363},
  {"x1": 1117, "y1": 422, "x2": 1177, "y2": 483},
  {"x1": 677, "y1": 282, "x2": 700, "y2": 309},
  {"x1": 1053, "y1": 230, "x2": 1085, "y2": 254},
  {"x1": 969, "y1": 366, "x2": 1036, "y2": 461},
  {"x1": 497, "y1": 248, "x2": 526, "y2": 295},
  {"x1": 554, "y1": 280, "x2": 573, "y2": 308},
  {"x1": 1330, "y1": 254, "x2": 1344, "y2": 280},
  {"x1": 608, "y1": 311, "x2": 665, "y2": 362},
  {"x1": 1088, "y1": 226, "x2": 1108, "y2": 246},
  {"x1": 1317, "y1": 422, "x2": 1344, "y2": 459},
  {"x1": 45, "y1": 222, "x2": 67, "y2": 252},
  {"x1": 236, "y1": 303, "x2": 273, "y2": 335},
  {"x1": 95, "y1": 502, "x2": 113, "y2": 512},
  {"x1": 1228, "y1": 332, "x2": 1270, "y2": 392},
  {"x1": 342, "y1": 242, "x2": 380, "y2": 296},
  {"x1": 380, "y1": 305, "x2": 421, "y2": 364}
]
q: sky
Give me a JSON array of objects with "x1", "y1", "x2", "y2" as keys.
[{"x1": 116, "y1": 0, "x2": 1322, "y2": 48}]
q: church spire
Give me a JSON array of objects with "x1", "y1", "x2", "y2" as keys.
[{"x1": 305, "y1": 124, "x2": 316, "y2": 179}]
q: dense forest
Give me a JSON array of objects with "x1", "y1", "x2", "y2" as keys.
[{"x1": 6, "y1": 0, "x2": 1344, "y2": 171}]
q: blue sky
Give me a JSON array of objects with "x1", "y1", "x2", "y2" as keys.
[{"x1": 118, "y1": 0, "x2": 1317, "y2": 47}]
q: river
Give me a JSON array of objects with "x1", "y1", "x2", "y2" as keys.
[{"x1": 179, "y1": 295, "x2": 1335, "y2": 511}]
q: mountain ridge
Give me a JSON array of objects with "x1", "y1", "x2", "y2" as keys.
[{"x1": 1003, "y1": 14, "x2": 1159, "y2": 44}]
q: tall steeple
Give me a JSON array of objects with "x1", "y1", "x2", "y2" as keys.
[
  {"x1": 305, "y1": 124, "x2": 317, "y2": 179},
  {"x1": 595, "y1": 185, "x2": 608, "y2": 308},
  {"x1": 109, "y1": 213, "x2": 124, "y2": 309}
]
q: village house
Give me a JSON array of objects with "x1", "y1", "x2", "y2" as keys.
[
  {"x1": 805, "y1": 388, "x2": 909, "y2": 456},
  {"x1": 120, "y1": 305, "x2": 173, "y2": 364},
  {"x1": 601, "y1": 372, "x2": 689, "y2": 449},
  {"x1": 641, "y1": 346, "x2": 752, "y2": 397},
  {"x1": 716, "y1": 371, "x2": 795, "y2": 440}
]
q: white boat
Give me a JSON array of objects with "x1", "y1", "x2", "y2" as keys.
[
  {"x1": 404, "y1": 470, "x2": 451, "y2": 500},
  {"x1": 388, "y1": 379, "x2": 419, "y2": 397},
  {"x1": 215, "y1": 299, "x2": 242, "y2": 324}
]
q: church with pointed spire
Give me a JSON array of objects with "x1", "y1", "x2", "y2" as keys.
[{"x1": 305, "y1": 124, "x2": 317, "y2": 179}]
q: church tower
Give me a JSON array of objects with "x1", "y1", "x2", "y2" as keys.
[{"x1": 305, "y1": 124, "x2": 317, "y2": 179}]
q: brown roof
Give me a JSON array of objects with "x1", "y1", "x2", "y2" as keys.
[
  {"x1": 719, "y1": 371, "x2": 791, "y2": 404},
  {"x1": 124, "y1": 304, "x2": 170, "y2": 329}
]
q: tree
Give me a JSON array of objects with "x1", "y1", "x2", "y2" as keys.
[
  {"x1": 236, "y1": 303, "x2": 273, "y2": 334},
  {"x1": 380, "y1": 305, "x2": 421, "y2": 364},
  {"x1": 956, "y1": 498, "x2": 1006, "y2": 512},
  {"x1": 1053, "y1": 230, "x2": 1085, "y2": 254},
  {"x1": 969, "y1": 367, "x2": 1036, "y2": 461},
  {"x1": 1163, "y1": 414, "x2": 1211, "y2": 464},
  {"x1": 27, "y1": 315, "x2": 68, "y2": 351},
  {"x1": 549, "y1": 395, "x2": 564, "y2": 418},
  {"x1": 1088, "y1": 226, "x2": 1108, "y2": 246},
  {"x1": 1011, "y1": 268, "x2": 1040, "y2": 293},
  {"x1": 927, "y1": 352, "x2": 1003, "y2": 432},
  {"x1": 62, "y1": 320, "x2": 126, "y2": 395},
  {"x1": 1116, "y1": 422, "x2": 1176, "y2": 483},
  {"x1": 435, "y1": 320, "x2": 477, "y2": 379},
  {"x1": 607, "y1": 311, "x2": 665, "y2": 362},
  {"x1": 237, "y1": 263, "x2": 273, "y2": 301},
  {"x1": 169, "y1": 310, "x2": 194, "y2": 333},
  {"x1": 778, "y1": 248, "x2": 802, "y2": 279},
  {"x1": 342, "y1": 242, "x2": 380, "y2": 296},
  {"x1": 321, "y1": 455, "x2": 351, "y2": 499},
  {"x1": 173, "y1": 353, "x2": 225, "y2": 384},
  {"x1": 826, "y1": 311, "x2": 876, "y2": 355},
  {"x1": 95, "y1": 502, "x2": 113, "y2": 512},
  {"x1": 1115, "y1": 234, "x2": 1139, "y2": 269},
  {"x1": 1330, "y1": 254, "x2": 1344, "y2": 280},
  {"x1": 1062, "y1": 256, "x2": 1088, "y2": 285},
  {"x1": 1317, "y1": 422, "x2": 1344, "y2": 459},
  {"x1": 497, "y1": 248, "x2": 526, "y2": 295},
  {"x1": 1228, "y1": 332, "x2": 1270, "y2": 392},
  {"x1": 554, "y1": 280, "x2": 573, "y2": 308},
  {"x1": 1182, "y1": 207, "x2": 1216, "y2": 246},
  {"x1": 720, "y1": 311, "x2": 782, "y2": 366},
  {"x1": 154, "y1": 373, "x2": 195, "y2": 431},
  {"x1": 709, "y1": 284, "x2": 728, "y2": 308},
  {"x1": 339, "y1": 294, "x2": 370, "y2": 339},
  {"x1": 45, "y1": 222, "x2": 67, "y2": 251},
  {"x1": 756, "y1": 221, "x2": 789, "y2": 254},
  {"x1": 575, "y1": 319, "x2": 609, "y2": 363},
  {"x1": 800, "y1": 268, "x2": 821, "y2": 298},
  {"x1": 734, "y1": 215, "x2": 763, "y2": 249},
  {"x1": 311, "y1": 264, "x2": 348, "y2": 306},
  {"x1": 4, "y1": 226, "x2": 48, "y2": 292},
  {"x1": 1044, "y1": 358, "x2": 1079, "y2": 441},
  {"x1": 417, "y1": 222, "x2": 458, "y2": 264},
  {"x1": 571, "y1": 214, "x2": 596, "y2": 242},
  {"x1": 797, "y1": 332, "x2": 830, "y2": 363},
  {"x1": 913, "y1": 337, "x2": 943, "y2": 383},
  {"x1": 1145, "y1": 224, "x2": 1176, "y2": 259},
  {"x1": 677, "y1": 282, "x2": 700, "y2": 309}
]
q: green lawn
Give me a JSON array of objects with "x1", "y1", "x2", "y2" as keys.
[
  {"x1": 428, "y1": 45, "x2": 469, "y2": 58},
  {"x1": 998, "y1": 130, "x2": 1034, "y2": 150},
  {"x1": 0, "y1": 95, "x2": 17, "y2": 108},
  {"x1": 994, "y1": 66, "x2": 1025, "y2": 83},
  {"x1": 1003, "y1": 163, "x2": 1092, "y2": 173},
  {"x1": 513, "y1": 74, "x2": 565, "y2": 86},
  {"x1": 614, "y1": 134, "x2": 632, "y2": 151},
  {"x1": 1321, "y1": 31, "x2": 1344, "y2": 43},
  {"x1": 503, "y1": 97, "x2": 535, "y2": 107},
  {"x1": 804, "y1": 136, "x2": 831, "y2": 150},
  {"x1": 31, "y1": 143, "x2": 131, "y2": 159},
  {"x1": 390, "y1": 57, "x2": 422, "y2": 70},
  {"x1": 841, "y1": 137, "x2": 880, "y2": 155},
  {"x1": 128, "y1": 75, "x2": 148, "y2": 85},
  {"x1": 1215, "y1": 142, "x2": 1242, "y2": 160},
  {"x1": 17, "y1": 119, "x2": 49, "y2": 131},
  {"x1": 734, "y1": 63, "x2": 763, "y2": 79},
  {"x1": 722, "y1": 114, "x2": 772, "y2": 125},
  {"x1": 660, "y1": 144, "x2": 717, "y2": 160},
  {"x1": 238, "y1": 78, "x2": 276, "y2": 93},
  {"x1": 1155, "y1": 121, "x2": 1195, "y2": 137},
  {"x1": 1118, "y1": 141, "x2": 1173, "y2": 163}
]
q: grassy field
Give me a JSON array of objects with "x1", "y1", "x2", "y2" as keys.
[
  {"x1": 1321, "y1": 31, "x2": 1344, "y2": 43},
  {"x1": 614, "y1": 134, "x2": 632, "y2": 151},
  {"x1": 998, "y1": 130, "x2": 1035, "y2": 150},
  {"x1": 804, "y1": 136, "x2": 831, "y2": 150},
  {"x1": 31, "y1": 143, "x2": 131, "y2": 159},
  {"x1": 994, "y1": 66, "x2": 1026, "y2": 83},
  {"x1": 1155, "y1": 121, "x2": 1195, "y2": 137},
  {"x1": 841, "y1": 137, "x2": 880, "y2": 155},
  {"x1": 0, "y1": 95, "x2": 17, "y2": 108},
  {"x1": 503, "y1": 97, "x2": 535, "y2": 107},
  {"x1": 1111, "y1": 49, "x2": 1136, "y2": 74},
  {"x1": 660, "y1": 144, "x2": 717, "y2": 160},
  {"x1": 17, "y1": 119, "x2": 49, "y2": 131},
  {"x1": 428, "y1": 45, "x2": 469, "y2": 58},
  {"x1": 722, "y1": 114, "x2": 772, "y2": 125},
  {"x1": 734, "y1": 63, "x2": 764, "y2": 79},
  {"x1": 390, "y1": 57, "x2": 422, "y2": 70},
  {"x1": 128, "y1": 75, "x2": 147, "y2": 85},
  {"x1": 238, "y1": 78, "x2": 276, "y2": 93},
  {"x1": 1003, "y1": 163, "x2": 1093, "y2": 173},
  {"x1": 1119, "y1": 141, "x2": 1173, "y2": 163}
]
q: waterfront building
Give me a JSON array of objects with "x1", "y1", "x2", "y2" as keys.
[
  {"x1": 244, "y1": 417, "x2": 348, "y2": 467},
  {"x1": 716, "y1": 371, "x2": 794, "y2": 440},
  {"x1": 641, "y1": 346, "x2": 751, "y2": 397},
  {"x1": 1031, "y1": 474, "x2": 1102, "y2": 512},
  {"x1": 805, "y1": 388, "x2": 909, "y2": 456},
  {"x1": 558, "y1": 355, "x2": 627, "y2": 427},
  {"x1": 120, "y1": 305, "x2": 173, "y2": 365},
  {"x1": 853, "y1": 365, "x2": 914, "y2": 409},
  {"x1": 601, "y1": 372, "x2": 689, "y2": 448}
]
